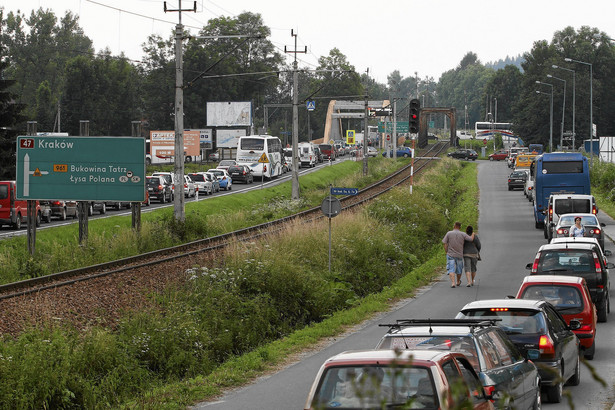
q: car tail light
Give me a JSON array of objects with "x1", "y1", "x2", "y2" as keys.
[
  {"x1": 263, "y1": 164, "x2": 267, "y2": 172},
  {"x1": 531, "y1": 252, "x2": 541, "y2": 273},
  {"x1": 52, "y1": 201, "x2": 61, "y2": 205},
  {"x1": 490, "y1": 308, "x2": 509, "y2": 312},
  {"x1": 158, "y1": 185, "x2": 163, "y2": 191},
  {"x1": 242, "y1": 170, "x2": 246, "y2": 175},
  {"x1": 549, "y1": 204, "x2": 553, "y2": 217},
  {"x1": 508, "y1": 179, "x2": 512, "y2": 183},
  {"x1": 589, "y1": 228, "x2": 601, "y2": 235},
  {"x1": 528, "y1": 187, "x2": 533, "y2": 191},
  {"x1": 578, "y1": 324, "x2": 592, "y2": 331},
  {"x1": 483, "y1": 385, "x2": 496, "y2": 401},
  {"x1": 539, "y1": 334, "x2": 556, "y2": 358},
  {"x1": 184, "y1": 183, "x2": 188, "y2": 188},
  {"x1": 557, "y1": 228, "x2": 564, "y2": 235},
  {"x1": 592, "y1": 205, "x2": 597, "y2": 214},
  {"x1": 593, "y1": 252, "x2": 602, "y2": 273}
]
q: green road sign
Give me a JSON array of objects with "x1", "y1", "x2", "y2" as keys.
[
  {"x1": 378, "y1": 121, "x2": 409, "y2": 133},
  {"x1": 16, "y1": 136, "x2": 145, "y2": 201}
]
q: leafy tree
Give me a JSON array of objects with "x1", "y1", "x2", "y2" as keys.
[{"x1": 0, "y1": 41, "x2": 25, "y2": 179}]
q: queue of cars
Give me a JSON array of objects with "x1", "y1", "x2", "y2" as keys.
[{"x1": 305, "y1": 150, "x2": 612, "y2": 409}]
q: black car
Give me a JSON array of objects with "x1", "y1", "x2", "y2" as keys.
[
  {"x1": 457, "y1": 299, "x2": 581, "y2": 404},
  {"x1": 526, "y1": 242, "x2": 612, "y2": 322},
  {"x1": 447, "y1": 149, "x2": 478, "y2": 161},
  {"x1": 507, "y1": 170, "x2": 527, "y2": 190},
  {"x1": 146, "y1": 176, "x2": 173, "y2": 203},
  {"x1": 227, "y1": 165, "x2": 254, "y2": 184},
  {"x1": 376, "y1": 318, "x2": 541, "y2": 409}
]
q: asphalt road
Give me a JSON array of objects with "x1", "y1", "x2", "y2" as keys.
[{"x1": 195, "y1": 160, "x2": 615, "y2": 410}]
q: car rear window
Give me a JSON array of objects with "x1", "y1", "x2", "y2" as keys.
[
  {"x1": 227, "y1": 166, "x2": 242, "y2": 173},
  {"x1": 555, "y1": 199, "x2": 591, "y2": 214},
  {"x1": 0, "y1": 184, "x2": 8, "y2": 200},
  {"x1": 319, "y1": 144, "x2": 332, "y2": 150},
  {"x1": 539, "y1": 250, "x2": 595, "y2": 273},
  {"x1": 510, "y1": 172, "x2": 526, "y2": 178},
  {"x1": 188, "y1": 174, "x2": 205, "y2": 182},
  {"x1": 460, "y1": 309, "x2": 547, "y2": 335},
  {"x1": 559, "y1": 215, "x2": 597, "y2": 226},
  {"x1": 147, "y1": 177, "x2": 160, "y2": 186},
  {"x1": 520, "y1": 285, "x2": 583, "y2": 310}
]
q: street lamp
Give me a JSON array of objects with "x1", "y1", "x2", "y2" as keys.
[
  {"x1": 536, "y1": 81, "x2": 554, "y2": 152},
  {"x1": 552, "y1": 64, "x2": 575, "y2": 150},
  {"x1": 565, "y1": 58, "x2": 593, "y2": 165},
  {"x1": 547, "y1": 74, "x2": 566, "y2": 149}
]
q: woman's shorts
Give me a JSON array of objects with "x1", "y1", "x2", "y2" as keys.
[{"x1": 464, "y1": 256, "x2": 478, "y2": 273}]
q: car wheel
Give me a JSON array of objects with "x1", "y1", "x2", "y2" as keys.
[
  {"x1": 161, "y1": 193, "x2": 166, "y2": 204},
  {"x1": 535, "y1": 220, "x2": 543, "y2": 229},
  {"x1": 228, "y1": 184, "x2": 232, "y2": 191},
  {"x1": 43, "y1": 213, "x2": 51, "y2": 223},
  {"x1": 508, "y1": 186, "x2": 512, "y2": 191},
  {"x1": 88, "y1": 204, "x2": 94, "y2": 216},
  {"x1": 532, "y1": 378, "x2": 542, "y2": 410},
  {"x1": 490, "y1": 157, "x2": 494, "y2": 161},
  {"x1": 114, "y1": 202, "x2": 121, "y2": 210},
  {"x1": 60, "y1": 208, "x2": 67, "y2": 221},
  {"x1": 100, "y1": 203, "x2": 106, "y2": 214},
  {"x1": 584, "y1": 340, "x2": 596, "y2": 360},
  {"x1": 546, "y1": 367, "x2": 563, "y2": 403},
  {"x1": 403, "y1": 153, "x2": 409, "y2": 158},
  {"x1": 13, "y1": 214, "x2": 22, "y2": 230},
  {"x1": 567, "y1": 354, "x2": 581, "y2": 386},
  {"x1": 36, "y1": 212, "x2": 41, "y2": 227},
  {"x1": 597, "y1": 296, "x2": 608, "y2": 322}
]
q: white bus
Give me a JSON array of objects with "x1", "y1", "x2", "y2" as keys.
[{"x1": 236, "y1": 135, "x2": 283, "y2": 179}]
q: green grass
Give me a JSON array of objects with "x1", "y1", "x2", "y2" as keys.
[{"x1": 0, "y1": 158, "x2": 479, "y2": 409}]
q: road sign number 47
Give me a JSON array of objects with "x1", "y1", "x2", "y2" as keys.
[{"x1": 20, "y1": 138, "x2": 35, "y2": 148}]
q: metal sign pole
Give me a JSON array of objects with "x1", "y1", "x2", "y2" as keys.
[{"x1": 328, "y1": 192, "x2": 333, "y2": 273}]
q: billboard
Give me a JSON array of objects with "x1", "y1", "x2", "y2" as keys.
[
  {"x1": 16, "y1": 136, "x2": 145, "y2": 202},
  {"x1": 207, "y1": 102, "x2": 252, "y2": 127},
  {"x1": 216, "y1": 129, "x2": 247, "y2": 148},
  {"x1": 150, "y1": 130, "x2": 200, "y2": 156}
]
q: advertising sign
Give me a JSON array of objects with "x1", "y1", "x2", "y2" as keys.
[
  {"x1": 16, "y1": 136, "x2": 145, "y2": 202},
  {"x1": 216, "y1": 129, "x2": 247, "y2": 148},
  {"x1": 206, "y1": 101, "x2": 252, "y2": 127},
  {"x1": 150, "y1": 130, "x2": 200, "y2": 156}
]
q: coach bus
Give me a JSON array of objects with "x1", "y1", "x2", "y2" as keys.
[
  {"x1": 236, "y1": 135, "x2": 283, "y2": 179},
  {"x1": 474, "y1": 122, "x2": 516, "y2": 140},
  {"x1": 532, "y1": 152, "x2": 590, "y2": 229}
]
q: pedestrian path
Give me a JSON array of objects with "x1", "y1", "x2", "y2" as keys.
[{"x1": 598, "y1": 209, "x2": 615, "y2": 244}]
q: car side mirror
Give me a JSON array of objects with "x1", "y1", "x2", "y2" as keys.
[
  {"x1": 569, "y1": 319, "x2": 581, "y2": 330},
  {"x1": 606, "y1": 262, "x2": 615, "y2": 269},
  {"x1": 601, "y1": 223, "x2": 606, "y2": 227},
  {"x1": 525, "y1": 263, "x2": 533, "y2": 270},
  {"x1": 604, "y1": 250, "x2": 612, "y2": 256}
]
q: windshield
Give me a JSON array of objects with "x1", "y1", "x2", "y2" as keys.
[
  {"x1": 312, "y1": 365, "x2": 437, "y2": 409},
  {"x1": 240, "y1": 138, "x2": 264, "y2": 151}
]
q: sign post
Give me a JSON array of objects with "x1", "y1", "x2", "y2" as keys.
[
  {"x1": 258, "y1": 152, "x2": 269, "y2": 189},
  {"x1": 322, "y1": 186, "x2": 342, "y2": 272}
]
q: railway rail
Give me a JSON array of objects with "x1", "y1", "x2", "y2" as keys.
[{"x1": 0, "y1": 141, "x2": 448, "y2": 334}]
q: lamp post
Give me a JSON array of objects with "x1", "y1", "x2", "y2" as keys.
[
  {"x1": 547, "y1": 74, "x2": 566, "y2": 150},
  {"x1": 565, "y1": 58, "x2": 593, "y2": 165},
  {"x1": 552, "y1": 64, "x2": 575, "y2": 150},
  {"x1": 536, "y1": 81, "x2": 554, "y2": 152}
]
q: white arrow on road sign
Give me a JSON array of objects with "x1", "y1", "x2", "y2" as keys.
[{"x1": 23, "y1": 153, "x2": 49, "y2": 197}]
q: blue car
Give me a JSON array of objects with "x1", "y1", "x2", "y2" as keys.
[
  {"x1": 382, "y1": 147, "x2": 413, "y2": 158},
  {"x1": 208, "y1": 168, "x2": 233, "y2": 191}
]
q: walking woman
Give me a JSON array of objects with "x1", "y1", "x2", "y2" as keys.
[{"x1": 463, "y1": 225, "x2": 481, "y2": 286}]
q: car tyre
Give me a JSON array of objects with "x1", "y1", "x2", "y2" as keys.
[
  {"x1": 490, "y1": 157, "x2": 494, "y2": 161},
  {"x1": 567, "y1": 355, "x2": 581, "y2": 386},
  {"x1": 13, "y1": 214, "x2": 22, "y2": 230},
  {"x1": 532, "y1": 378, "x2": 542, "y2": 410},
  {"x1": 43, "y1": 213, "x2": 51, "y2": 223},
  {"x1": 228, "y1": 184, "x2": 232, "y2": 191},
  {"x1": 584, "y1": 340, "x2": 595, "y2": 360},
  {"x1": 546, "y1": 372, "x2": 563, "y2": 403},
  {"x1": 100, "y1": 203, "x2": 106, "y2": 214},
  {"x1": 161, "y1": 193, "x2": 166, "y2": 204},
  {"x1": 60, "y1": 207, "x2": 67, "y2": 221},
  {"x1": 597, "y1": 296, "x2": 608, "y2": 322},
  {"x1": 88, "y1": 204, "x2": 94, "y2": 216},
  {"x1": 403, "y1": 153, "x2": 409, "y2": 158},
  {"x1": 36, "y1": 212, "x2": 41, "y2": 227}
]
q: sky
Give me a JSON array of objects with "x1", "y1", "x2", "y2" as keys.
[{"x1": 3, "y1": 0, "x2": 614, "y2": 83}]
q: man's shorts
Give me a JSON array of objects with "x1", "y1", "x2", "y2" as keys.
[
  {"x1": 446, "y1": 255, "x2": 464, "y2": 275},
  {"x1": 463, "y1": 256, "x2": 478, "y2": 273}
]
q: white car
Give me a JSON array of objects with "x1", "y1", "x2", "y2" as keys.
[
  {"x1": 367, "y1": 146, "x2": 378, "y2": 157},
  {"x1": 183, "y1": 175, "x2": 196, "y2": 198},
  {"x1": 186, "y1": 173, "x2": 213, "y2": 195},
  {"x1": 217, "y1": 160, "x2": 237, "y2": 171}
]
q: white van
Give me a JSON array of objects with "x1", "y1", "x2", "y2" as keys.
[
  {"x1": 544, "y1": 194, "x2": 597, "y2": 241},
  {"x1": 298, "y1": 142, "x2": 316, "y2": 168}
]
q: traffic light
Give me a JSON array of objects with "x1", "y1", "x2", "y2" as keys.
[{"x1": 409, "y1": 99, "x2": 420, "y2": 133}]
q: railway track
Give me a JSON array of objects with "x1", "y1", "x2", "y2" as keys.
[{"x1": 0, "y1": 141, "x2": 448, "y2": 334}]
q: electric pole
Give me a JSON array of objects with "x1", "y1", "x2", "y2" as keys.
[
  {"x1": 285, "y1": 30, "x2": 306, "y2": 200},
  {"x1": 164, "y1": 1, "x2": 196, "y2": 222}
]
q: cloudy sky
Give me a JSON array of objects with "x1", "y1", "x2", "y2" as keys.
[{"x1": 3, "y1": 0, "x2": 614, "y2": 83}]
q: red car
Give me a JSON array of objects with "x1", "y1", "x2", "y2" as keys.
[
  {"x1": 516, "y1": 275, "x2": 597, "y2": 359},
  {"x1": 304, "y1": 349, "x2": 494, "y2": 409},
  {"x1": 488, "y1": 150, "x2": 508, "y2": 161}
]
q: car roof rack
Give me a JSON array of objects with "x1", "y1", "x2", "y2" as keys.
[{"x1": 379, "y1": 318, "x2": 502, "y2": 334}]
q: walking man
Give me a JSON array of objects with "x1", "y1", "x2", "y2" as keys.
[{"x1": 442, "y1": 221, "x2": 475, "y2": 288}]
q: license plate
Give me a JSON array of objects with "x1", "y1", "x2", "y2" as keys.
[
  {"x1": 148, "y1": 188, "x2": 153, "y2": 191},
  {"x1": 232, "y1": 173, "x2": 239, "y2": 176}
]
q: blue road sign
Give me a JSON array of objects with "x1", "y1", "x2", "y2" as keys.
[
  {"x1": 330, "y1": 187, "x2": 359, "y2": 196},
  {"x1": 306, "y1": 101, "x2": 316, "y2": 111}
]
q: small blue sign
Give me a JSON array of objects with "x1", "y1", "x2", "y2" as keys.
[
  {"x1": 306, "y1": 101, "x2": 316, "y2": 111},
  {"x1": 330, "y1": 187, "x2": 359, "y2": 196}
]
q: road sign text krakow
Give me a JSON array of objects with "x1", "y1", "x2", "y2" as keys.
[{"x1": 16, "y1": 136, "x2": 145, "y2": 202}]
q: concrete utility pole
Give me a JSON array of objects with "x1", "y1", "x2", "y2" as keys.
[
  {"x1": 363, "y1": 91, "x2": 368, "y2": 176},
  {"x1": 284, "y1": 29, "x2": 307, "y2": 200},
  {"x1": 165, "y1": 1, "x2": 196, "y2": 222}
]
